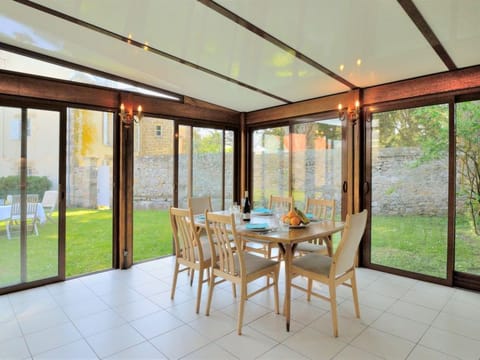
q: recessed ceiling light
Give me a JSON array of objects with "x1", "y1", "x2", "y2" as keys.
[
  {"x1": 339, "y1": 64, "x2": 345, "y2": 71},
  {"x1": 356, "y1": 58, "x2": 362, "y2": 66}
]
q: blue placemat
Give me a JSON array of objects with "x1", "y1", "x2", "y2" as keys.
[
  {"x1": 252, "y1": 207, "x2": 272, "y2": 215},
  {"x1": 246, "y1": 223, "x2": 268, "y2": 229}
]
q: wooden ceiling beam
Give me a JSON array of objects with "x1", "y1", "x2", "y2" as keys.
[{"x1": 398, "y1": 0, "x2": 456, "y2": 70}]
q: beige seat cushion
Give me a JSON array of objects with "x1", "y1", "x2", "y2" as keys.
[
  {"x1": 292, "y1": 253, "x2": 332, "y2": 276},
  {"x1": 216, "y1": 252, "x2": 278, "y2": 276},
  {"x1": 296, "y1": 242, "x2": 327, "y2": 253}
]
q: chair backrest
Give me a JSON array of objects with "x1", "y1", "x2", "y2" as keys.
[
  {"x1": 26, "y1": 200, "x2": 38, "y2": 220},
  {"x1": 42, "y1": 190, "x2": 58, "y2": 211},
  {"x1": 9, "y1": 195, "x2": 21, "y2": 220},
  {"x1": 333, "y1": 210, "x2": 368, "y2": 276},
  {"x1": 305, "y1": 198, "x2": 335, "y2": 221},
  {"x1": 188, "y1": 196, "x2": 212, "y2": 215},
  {"x1": 27, "y1": 194, "x2": 39, "y2": 203},
  {"x1": 9, "y1": 194, "x2": 39, "y2": 220},
  {"x1": 205, "y1": 211, "x2": 242, "y2": 277},
  {"x1": 169, "y1": 207, "x2": 204, "y2": 263},
  {"x1": 268, "y1": 195, "x2": 293, "y2": 212}
]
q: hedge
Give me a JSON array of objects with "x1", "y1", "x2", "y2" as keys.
[{"x1": 0, "y1": 176, "x2": 52, "y2": 200}]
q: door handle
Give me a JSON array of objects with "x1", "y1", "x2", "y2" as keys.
[
  {"x1": 342, "y1": 181, "x2": 348, "y2": 193},
  {"x1": 364, "y1": 181, "x2": 370, "y2": 194}
]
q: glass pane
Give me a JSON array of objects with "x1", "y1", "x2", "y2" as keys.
[
  {"x1": 66, "y1": 108, "x2": 113, "y2": 277},
  {"x1": 455, "y1": 100, "x2": 480, "y2": 275},
  {"x1": 26, "y1": 109, "x2": 59, "y2": 282},
  {"x1": 178, "y1": 125, "x2": 191, "y2": 208},
  {"x1": 224, "y1": 130, "x2": 235, "y2": 210},
  {"x1": 292, "y1": 118, "x2": 342, "y2": 216},
  {"x1": 0, "y1": 107, "x2": 22, "y2": 286},
  {"x1": 370, "y1": 105, "x2": 449, "y2": 278},
  {"x1": 192, "y1": 128, "x2": 223, "y2": 210},
  {"x1": 0, "y1": 50, "x2": 179, "y2": 101},
  {"x1": 133, "y1": 117, "x2": 174, "y2": 262},
  {"x1": 0, "y1": 107, "x2": 59, "y2": 287},
  {"x1": 252, "y1": 126, "x2": 289, "y2": 207}
]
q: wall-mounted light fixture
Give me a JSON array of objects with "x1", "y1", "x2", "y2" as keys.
[
  {"x1": 338, "y1": 100, "x2": 360, "y2": 122},
  {"x1": 119, "y1": 103, "x2": 143, "y2": 128}
]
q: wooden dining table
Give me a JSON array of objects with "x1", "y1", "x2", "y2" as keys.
[{"x1": 198, "y1": 211, "x2": 344, "y2": 332}]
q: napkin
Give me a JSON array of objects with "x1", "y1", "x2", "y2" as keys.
[{"x1": 246, "y1": 223, "x2": 268, "y2": 229}]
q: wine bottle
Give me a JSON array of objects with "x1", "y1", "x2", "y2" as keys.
[{"x1": 242, "y1": 191, "x2": 251, "y2": 222}]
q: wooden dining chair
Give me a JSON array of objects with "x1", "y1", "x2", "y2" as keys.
[
  {"x1": 169, "y1": 207, "x2": 211, "y2": 314},
  {"x1": 295, "y1": 198, "x2": 336, "y2": 257},
  {"x1": 204, "y1": 211, "x2": 280, "y2": 335},
  {"x1": 188, "y1": 196, "x2": 212, "y2": 215},
  {"x1": 188, "y1": 195, "x2": 213, "y2": 238},
  {"x1": 291, "y1": 209, "x2": 368, "y2": 337}
]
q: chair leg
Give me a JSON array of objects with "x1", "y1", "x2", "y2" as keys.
[
  {"x1": 273, "y1": 267, "x2": 280, "y2": 314},
  {"x1": 195, "y1": 267, "x2": 203, "y2": 314},
  {"x1": 307, "y1": 278, "x2": 313, "y2": 301},
  {"x1": 190, "y1": 268, "x2": 195, "y2": 286},
  {"x1": 206, "y1": 272, "x2": 215, "y2": 316},
  {"x1": 266, "y1": 245, "x2": 272, "y2": 286},
  {"x1": 351, "y1": 270, "x2": 361, "y2": 318},
  {"x1": 237, "y1": 283, "x2": 247, "y2": 335},
  {"x1": 171, "y1": 262, "x2": 180, "y2": 299},
  {"x1": 329, "y1": 281, "x2": 339, "y2": 337}
]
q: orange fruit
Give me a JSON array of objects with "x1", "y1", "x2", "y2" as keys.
[{"x1": 290, "y1": 216, "x2": 301, "y2": 226}]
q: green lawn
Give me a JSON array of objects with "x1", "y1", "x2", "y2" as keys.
[
  {"x1": 371, "y1": 214, "x2": 480, "y2": 277},
  {"x1": 0, "y1": 208, "x2": 173, "y2": 285},
  {"x1": 1, "y1": 211, "x2": 478, "y2": 287}
]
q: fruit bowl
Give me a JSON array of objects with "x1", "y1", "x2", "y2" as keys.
[{"x1": 281, "y1": 208, "x2": 310, "y2": 227}]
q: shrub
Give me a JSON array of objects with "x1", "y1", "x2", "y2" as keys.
[{"x1": 0, "y1": 176, "x2": 51, "y2": 200}]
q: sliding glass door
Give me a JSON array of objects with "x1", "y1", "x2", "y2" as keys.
[
  {"x1": 252, "y1": 118, "x2": 343, "y2": 214},
  {"x1": 252, "y1": 126, "x2": 290, "y2": 206},
  {"x1": 65, "y1": 108, "x2": 113, "y2": 277},
  {"x1": 133, "y1": 117, "x2": 174, "y2": 262},
  {"x1": 367, "y1": 104, "x2": 449, "y2": 279},
  {"x1": 291, "y1": 118, "x2": 343, "y2": 215},
  {"x1": 178, "y1": 125, "x2": 235, "y2": 210},
  {"x1": 0, "y1": 106, "x2": 60, "y2": 289}
]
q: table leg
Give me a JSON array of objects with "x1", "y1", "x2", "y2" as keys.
[{"x1": 283, "y1": 243, "x2": 293, "y2": 332}]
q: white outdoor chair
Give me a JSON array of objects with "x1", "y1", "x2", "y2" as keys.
[{"x1": 42, "y1": 190, "x2": 58, "y2": 222}]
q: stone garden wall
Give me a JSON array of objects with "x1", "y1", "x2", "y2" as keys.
[
  {"x1": 124, "y1": 147, "x2": 452, "y2": 216},
  {"x1": 371, "y1": 147, "x2": 449, "y2": 216}
]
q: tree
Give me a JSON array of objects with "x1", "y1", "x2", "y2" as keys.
[
  {"x1": 456, "y1": 101, "x2": 480, "y2": 235},
  {"x1": 193, "y1": 129, "x2": 222, "y2": 154}
]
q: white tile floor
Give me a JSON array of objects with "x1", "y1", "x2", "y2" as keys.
[{"x1": 1, "y1": 256, "x2": 480, "y2": 359}]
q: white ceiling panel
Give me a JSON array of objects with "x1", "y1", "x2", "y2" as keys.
[
  {"x1": 1, "y1": 0, "x2": 479, "y2": 113},
  {"x1": 216, "y1": 0, "x2": 447, "y2": 88},
  {"x1": 414, "y1": 0, "x2": 480, "y2": 68},
  {"x1": 0, "y1": 0, "x2": 284, "y2": 111},
  {"x1": 30, "y1": 0, "x2": 349, "y2": 103}
]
